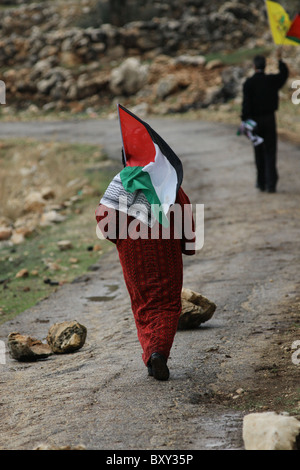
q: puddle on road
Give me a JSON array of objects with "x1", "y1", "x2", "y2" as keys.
[
  {"x1": 86, "y1": 284, "x2": 119, "y2": 302},
  {"x1": 192, "y1": 411, "x2": 244, "y2": 450},
  {"x1": 87, "y1": 295, "x2": 116, "y2": 302}
]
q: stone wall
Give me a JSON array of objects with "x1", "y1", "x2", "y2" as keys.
[{"x1": 0, "y1": 1, "x2": 270, "y2": 113}]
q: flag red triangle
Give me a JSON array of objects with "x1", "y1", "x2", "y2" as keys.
[
  {"x1": 118, "y1": 104, "x2": 156, "y2": 167},
  {"x1": 286, "y1": 14, "x2": 300, "y2": 43}
]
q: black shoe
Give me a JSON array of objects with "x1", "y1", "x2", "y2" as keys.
[
  {"x1": 267, "y1": 187, "x2": 276, "y2": 193},
  {"x1": 256, "y1": 182, "x2": 265, "y2": 192},
  {"x1": 149, "y1": 353, "x2": 169, "y2": 381}
]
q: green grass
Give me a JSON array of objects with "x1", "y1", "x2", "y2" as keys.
[
  {"x1": 231, "y1": 387, "x2": 300, "y2": 415},
  {"x1": 0, "y1": 139, "x2": 118, "y2": 324},
  {"x1": 0, "y1": 207, "x2": 109, "y2": 323},
  {"x1": 205, "y1": 46, "x2": 273, "y2": 65}
]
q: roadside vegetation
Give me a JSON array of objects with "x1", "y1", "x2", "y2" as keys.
[{"x1": 0, "y1": 139, "x2": 118, "y2": 323}]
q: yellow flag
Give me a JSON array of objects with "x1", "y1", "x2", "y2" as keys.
[{"x1": 265, "y1": 0, "x2": 299, "y2": 46}]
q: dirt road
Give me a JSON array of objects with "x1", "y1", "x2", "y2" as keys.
[{"x1": 0, "y1": 117, "x2": 299, "y2": 451}]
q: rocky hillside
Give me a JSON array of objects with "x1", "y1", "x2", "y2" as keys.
[{"x1": 0, "y1": 0, "x2": 298, "y2": 116}]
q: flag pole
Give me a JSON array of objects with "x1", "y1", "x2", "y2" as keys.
[
  {"x1": 117, "y1": 103, "x2": 127, "y2": 164},
  {"x1": 264, "y1": 0, "x2": 276, "y2": 55}
]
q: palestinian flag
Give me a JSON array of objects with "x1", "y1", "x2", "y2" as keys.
[{"x1": 118, "y1": 104, "x2": 183, "y2": 226}]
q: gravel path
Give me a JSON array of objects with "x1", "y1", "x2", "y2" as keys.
[{"x1": 0, "y1": 117, "x2": 299, "y2": 451}]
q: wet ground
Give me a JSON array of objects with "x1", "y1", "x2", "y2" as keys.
[{"x1": 0, "y1": 117, "x2": 299, "y2": 451}]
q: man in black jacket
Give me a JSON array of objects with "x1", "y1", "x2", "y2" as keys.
[{"x1": 241, "y1": 49, "x2": 289, "y2": 192}]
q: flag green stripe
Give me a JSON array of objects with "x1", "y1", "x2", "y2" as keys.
[
  {"x1": 120, "y1": 166, "x2": 169, "y2": 227},
  {"x1": 120, "y1": 166, "x2": 160, "y2": 205}
]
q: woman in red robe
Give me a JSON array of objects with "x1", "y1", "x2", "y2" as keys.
[{"x1": 96, "y1": 186, "x2": 195, "y2": 381}]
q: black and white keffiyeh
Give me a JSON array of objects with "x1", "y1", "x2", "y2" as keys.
[{"x1": 100, "y1": 173, "x2": 155, "y2": 227}]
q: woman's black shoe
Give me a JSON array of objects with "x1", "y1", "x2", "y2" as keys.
[{"x1": 149, "y1": 353, "x2": 169, "y2": 381}]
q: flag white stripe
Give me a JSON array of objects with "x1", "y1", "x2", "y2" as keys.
[{"x1": 142, "y1": 143, "x2": 178, "y2": 215}]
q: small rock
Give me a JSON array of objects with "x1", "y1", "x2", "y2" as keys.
[
  {"x1": 15, "y1": 268, "x2": 29, "y2": 278},
  {"x1": 47, "y1": 320, "x2": 87, "y2": 354},
  {"x1": 14, "y1": 217, "x2": 37, "y2": 237},
  {"x1": 40, "y1": 211, "x2": 66, "y2": 226},
  {"x1": 175, "y1": 54, "x2": 206, "y2": 66},
  {"x1": 93, "y1": 244, "x2": 102, "y2": 252},
  {"x1": 57, "y1": 240, "x2": 73, "y2": 251},
  {"x1": 156, "y1": 75, "x2": 179, "y2": 99},
  {"x1": 11, "y1": 232, "x2": 25, "y2": 245},
  {"x1": 34, "y1": 443, "x2": 86, "y2": 450},
  {"x1": 109, "y1": 57, "x2": 149, "y2": 96},
  {"x1": 45, "y1": 261, "x2": 61, "y2": 271},
  {"x1": 129, "y1": 102, "x2": 149, "y2": 118},
  {"x1": 205, "y1": 59, "x2": 223, "y2": 70},
  {"x1": 7, "y1": 332, "x2": 53, "y2": 362},
  {"x1": 0, "y1": 226, "x2": 12, "y2": 241},
  {"x1": 178, "y1": 287, "x2": 216, "y2": 330},
  {"x1": 24, "y1": 191, "x2": 46, "y2": 213},
  {"x1": 243, "y1": 412, "x2": 300, "y2": 450},
  {"x1": 41, "y1": 187, "x2": 56, "y2": 200},
  {"x1": 43, "y1": 278, "x2": 59, "y2": 286}
]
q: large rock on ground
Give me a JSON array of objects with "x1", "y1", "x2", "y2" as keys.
[
  {"x1": 7, "y1": 332, "x2": 53, "y2": 362},
  {"x1": 243, "y1": 412, "x2": 300, "y2": 450},
  {"x1": 178, "y1": 288, "x2": 216, "y2": 330},
  {"x1": 46, "y1": 320, "x2": 87, "y2": 354},
  {"x1": 109, "y1": 57, "x2": 149, "y2": 96},
  {"x1": 34, "y1": 443, "x2": 86, "y2": 450}
]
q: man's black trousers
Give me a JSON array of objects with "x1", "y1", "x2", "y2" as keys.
[{"x1": 253, "y1": 113, "x2": 278, "y2": 192}]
